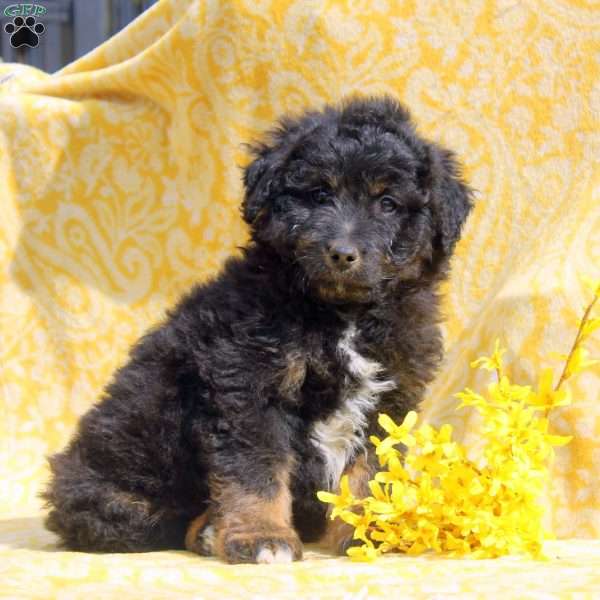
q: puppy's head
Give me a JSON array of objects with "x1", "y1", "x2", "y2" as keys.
[{"x1": 242, "y1": 96, "x2": 473, "y2": 304}]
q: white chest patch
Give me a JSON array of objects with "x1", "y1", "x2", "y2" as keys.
[{"x1": 310, "y1": 323, "x2": 396, "y2": 490}]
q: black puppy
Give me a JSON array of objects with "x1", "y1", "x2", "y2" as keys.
[{"x1": 42, "y1": 96, "x2": 472, "y2": 564}]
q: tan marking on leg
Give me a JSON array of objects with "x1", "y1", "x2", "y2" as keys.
[
  {"x1": 185, "y1": 511, "x2": 210, "y2": 552},
  {"x1": 319, "y1": 453, "x2": 373, "y2": 553},
  {"x1": 279, "y1": 352, "x2": 307, "y2": 398},
  {"x1": 211, "y1": 459, "x2": 302, "y2": 563}
]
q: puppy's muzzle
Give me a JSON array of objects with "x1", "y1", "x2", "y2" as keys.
[{"x1": 325, "y1": 241, "x2": 361, "y2": 273}]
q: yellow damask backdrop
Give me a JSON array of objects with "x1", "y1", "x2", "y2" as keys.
[{"x1": 0, "y1": 0, "x2": 599, "y2": 596}]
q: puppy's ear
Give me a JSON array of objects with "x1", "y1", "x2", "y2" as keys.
[
  {"x1": 419, "y1": 143, "x2": 473, "y2": 257},
  {"x1": 242, "y1": 151, "x2": 273, "y2": 224},
  {"x1": 241, "y1": 118, "x2": 312, "y2": 225}
]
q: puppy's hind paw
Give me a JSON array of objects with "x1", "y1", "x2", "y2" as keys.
[{"x1": 185, "y1": 512, "x2": 215, "y2": 556}]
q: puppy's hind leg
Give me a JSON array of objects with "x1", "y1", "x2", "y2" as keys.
[
  {"x1": 42, "y1": 450, "x2": 188, "y2": 552},
  {"x1": 185, "y1": 510, "x2": 216, "y2": 556}
]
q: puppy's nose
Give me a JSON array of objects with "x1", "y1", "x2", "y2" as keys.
[{"x1": 327, "y1": 242, "x2": 360, "y2": 271}]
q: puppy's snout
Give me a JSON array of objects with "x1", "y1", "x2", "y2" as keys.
[{"x1": 326, "y1": 241, "x2": 361, "y2": 272}]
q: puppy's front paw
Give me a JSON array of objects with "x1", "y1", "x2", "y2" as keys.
[
  {"x1": 337, "y1": 532, "x2": 363, "y2": 555},
  {"x1": 320, "y1": 517, "x2": 362, "y2": 556},
  {"x1": 219, "y1": 526, "x2": 303, "y2": 564}
]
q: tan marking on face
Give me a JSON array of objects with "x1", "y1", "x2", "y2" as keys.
[
  {"x1": 368, "y1": 180, "x2": 388, "y2": 197},
  {"x1": 316, "y1": 283, "x2": 372, "y2": 304}
]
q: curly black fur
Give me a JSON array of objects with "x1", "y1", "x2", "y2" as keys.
[{"x1": 41, "y1": 96, "x2": 473, "y2": 563}]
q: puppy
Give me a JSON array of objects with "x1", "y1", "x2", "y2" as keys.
[{"x1": 42, "y1": 96, "x2": 472, "y2": 564}]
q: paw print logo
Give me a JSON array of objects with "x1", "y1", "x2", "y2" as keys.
[{"x1": 4, "y1": 16, "x2": 45, "y2": 48}]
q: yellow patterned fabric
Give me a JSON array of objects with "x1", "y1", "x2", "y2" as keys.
[{"x1": 0, "y1": 0, "x2": 598, "y2": 596}]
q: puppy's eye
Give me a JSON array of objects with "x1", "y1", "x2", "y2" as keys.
[
  {"x1": 312, "y1": 189, "x2": 332, "y2": 205},
  {"x1": 379, "y1": 195, "x2": 398, "y2": 213}
]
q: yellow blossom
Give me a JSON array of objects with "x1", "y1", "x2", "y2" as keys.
[
  {"x1": 530, "y1": 368, "x2": 570, "y2": 409},
  {"x1": 487, "y1": 376, "x2": 532, "y2": 405},
  {"x1": 317, "y1": 475, "x2": 355, "y2": 519},
  {"x1": 374, "y1": 454, "x2": 409, "y2": 484},
  {"x1": 347, "y1": 543, "x2": 379, "y2": 562},
  {"x1": 339, "y1": 510, "x2": 373, "y2": 542},
  {"x1": 470, "y1": 339, "x2": 506, "y2": 377},
  {"x1": 374, "y1": 411, "x2": 418, "y2": 456}
]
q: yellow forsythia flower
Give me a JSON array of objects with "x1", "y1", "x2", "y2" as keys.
[
  {"x1": 470, "y1": 338, "x2": 506, "y2": 378},
  {"x1": 318, "y1": 276, "x2": 600, "y2": 561},
  {"x1": 317, "y1": 475, "x2": 355, "y2": 520}
]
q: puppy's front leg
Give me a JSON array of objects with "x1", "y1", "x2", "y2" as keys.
[
  {"x1": 211, "y1": 460, "x2": 302, "y2": 564},
  {"x1": 186, "y1": 415, "x2": 302, "y2": 565},
  {"x1": 319, "y1": 452, "x2": 374, "y2": 554}
]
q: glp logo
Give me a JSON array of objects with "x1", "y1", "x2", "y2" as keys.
[{"x1": 3, "y1": 3, "x2": 46, "y2": 48}]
